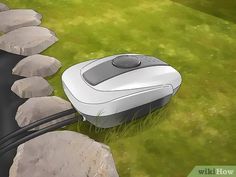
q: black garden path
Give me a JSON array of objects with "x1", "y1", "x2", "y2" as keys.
[{"x1": 0, "y1": 49, "x2": 26, "y2": 177}]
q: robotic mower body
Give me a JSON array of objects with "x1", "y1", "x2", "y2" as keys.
[{"x1": 62, "y1": 54, "x2": 181, "y2": 128}]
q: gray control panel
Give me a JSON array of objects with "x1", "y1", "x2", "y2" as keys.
[{"x1": 83, "y1": 55, "x2": 168, "y2": 86}]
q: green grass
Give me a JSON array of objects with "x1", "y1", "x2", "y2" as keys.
[
  {"x1": 2, "y1": 0, "x2": 236, "y2": 176},
  {"x1": 172, "y1": 0, "x2": 236, "y2": 23}
]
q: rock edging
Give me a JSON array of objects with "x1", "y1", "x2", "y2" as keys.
[
  {"x1": 12, "y1": 54, "x2": 62, "y2": 77},
  {"x1": 9, "y1": 131, "x2": 119, "y2": 177},
  {"x1": 0, "y1": 9, "x2": 42, "y2": 33},
  {"x1": 1, "y1": 3, "x2": 120, "y2": 177},
  {"x1": 0, "y1": 3, "x2": 9, "y2": 12},
  {"x1": 0, "y1": 26, "x2": 58, "y2": 56}
]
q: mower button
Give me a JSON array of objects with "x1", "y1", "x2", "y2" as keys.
[{"x1": 112, "y1": 55, "x2": 141, "y2": 68}]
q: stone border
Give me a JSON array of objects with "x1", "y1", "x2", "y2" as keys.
[
  {"x1": 0, "y1": 3, "x2": 119, "y2": 177},
  {"x1": 0, "y1": 3, "x2": 9, "y2": 12}
]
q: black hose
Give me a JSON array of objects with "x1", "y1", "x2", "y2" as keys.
[
  {"x1": 0, "y1": 108, "x2": 77, "y2": 146},
  {"x1": 0, "y1": 116, "x2": 79, "y2": 156}
]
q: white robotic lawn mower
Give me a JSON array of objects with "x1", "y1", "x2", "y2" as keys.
[
  {"x1": 0, "y1": 54, "x2": 182, "y2": 155},
  {"x1": 62, "y1": 54, "x2": 182, "y2": 128}
]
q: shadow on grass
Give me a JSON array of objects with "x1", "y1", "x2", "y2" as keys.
[
  {"x1": 172, "y1": 0, "x2": 236, "y2": 24},
  {"x1": 64, "y1": 103, "x2": 172, "y2": 143}
]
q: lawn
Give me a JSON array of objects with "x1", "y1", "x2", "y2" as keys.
[
  {"x1": 2, "y1": 0, "x2": 236, "y2": 176},
  {"x1": 172, "y1": 0, "x2": 236, "y2": 23}
]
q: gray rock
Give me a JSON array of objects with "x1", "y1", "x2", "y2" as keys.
[
  {"x1": 9, "y1": 131, "x2": 119, "y2": 177},
  {"x1": 0, "y1": 3, "x2": 9, "y2": 12},
  {"x1": 0, "y1": 9, "x2": 42, "y2": 33},
  {"x1": 12, "y1": 54, "x2": 62, "y2": 77},
  {"x1": 0, "y1": 26, "x2": 58, "y2": 56},
  {"x1": 11, "y1": 76, "x2": 53, "y2": 98},
  {"x1": 15, "y1": 96, "x2": 75, "y2": 130}
]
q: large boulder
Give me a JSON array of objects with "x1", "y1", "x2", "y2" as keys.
[
  {"x1": 11, "y1": 76, "x2": 53, "y2": 98},
  {"x1": 0, "y1": 3, "x2": 9, "y2": 12},
  {"x1": 0, "y1": 9, "x2": 42, "y2": 33},
  {"x1": 0, "y1": 26, "x2": 58, "y2": 56},
  {"x1": 9, "y1": 131, "x2": 119, "y2": 177},
  {"x1": 12, "y1": 54, "x2": 62, "y2": 77},
  {"x1": 15, "y1": 96, "x2": 75, "y2": 129}
]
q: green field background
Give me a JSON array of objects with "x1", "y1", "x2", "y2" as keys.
[{"x1": 1, "y1": 0, "x2": 236, "y2": 176}]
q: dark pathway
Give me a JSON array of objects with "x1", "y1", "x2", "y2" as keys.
[{"x1": 0, "y1": 50, "x2": 26, "y2": 177}]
